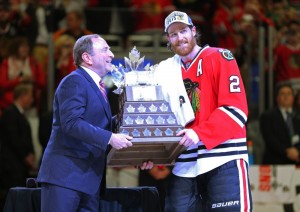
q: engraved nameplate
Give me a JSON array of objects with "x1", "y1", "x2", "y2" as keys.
[{"x1": 125, "y1": 85, "x2": 163, "y2": 101}]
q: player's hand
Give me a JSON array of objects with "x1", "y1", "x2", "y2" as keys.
[
  {"x1": 177, "y1": 129, "x2": 199, "y2": 147},
  {"x1": 138, "y1": 161, "x2": 154, "y2": 170},
  {"x1": 109, "y1": 133, "x2": 133, "y2": 150}
]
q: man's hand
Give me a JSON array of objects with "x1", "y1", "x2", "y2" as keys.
[
  {"x1": 148, "y1": 166, "x2": 171, "y2": 180},
  {"x1": 286, "y1": 147, "x2": 300, "y2": 162},
  {"x1": 110, "y1": 133, "x2": 133, "y2": 150},
  {"x1": 177, "y1": 129, "x2": 199, "y2": 147},
  {"x1": 24, "y1": 153, "x2": 35, "y2": 170}
]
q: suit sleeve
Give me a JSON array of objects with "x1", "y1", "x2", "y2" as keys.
[{"x1": 56, "y1": 74, "x2": 112, "y2": 151}]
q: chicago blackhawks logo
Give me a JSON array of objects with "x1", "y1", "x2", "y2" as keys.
[
  {"x1": 183, "y1": 78, "x2": 200, "y2": 113},
  {"x1": 219, "y1": 49, "x2": 234, "y2": 61}
]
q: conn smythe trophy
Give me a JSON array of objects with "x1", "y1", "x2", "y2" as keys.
[{"x1": 107, "y1": 47, "x2": 185, "y2": 167}]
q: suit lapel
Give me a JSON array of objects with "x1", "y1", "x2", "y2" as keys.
[{"x1": 77, "y1": 68, "x2": 112, "y2": 119}]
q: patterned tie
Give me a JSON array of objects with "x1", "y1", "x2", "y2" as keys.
[
  {"x1": 286, "y1": 111, "x2": 294, "y2": 137},
  {"x1": 99, "y1": 80, "x2": 108, "y2": 102}
]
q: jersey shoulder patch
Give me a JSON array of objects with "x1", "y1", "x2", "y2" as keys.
[{"x1": 218, "y1": 49, "x2": 235, "y2": 61}]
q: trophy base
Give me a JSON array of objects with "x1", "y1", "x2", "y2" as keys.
[
  {"x1": 108, "y1": 84, "x2": 185, "y2": 167},
  {"x1": 107, "y1": 137, "x2": 186, "y2": 167}
]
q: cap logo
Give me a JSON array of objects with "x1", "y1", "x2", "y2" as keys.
[
  {"x1": 164, "y1": 11, "x2": 193, "y2": 32},
  {"x1": 166, "y1": 14, "x2": 185, "y2": 26}
]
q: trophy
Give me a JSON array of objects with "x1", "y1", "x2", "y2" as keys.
[{"x1": 107, "y1": 47, "x2": 186, "y2": 167}]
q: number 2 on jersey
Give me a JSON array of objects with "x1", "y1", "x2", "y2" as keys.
[{"x1": 229, "y1": 75, "x2": 241, "y2": 93}]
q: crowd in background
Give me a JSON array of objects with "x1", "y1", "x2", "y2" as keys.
[
  {"x1": 0, "y1": 0, "x2": 300, "y2": 210},
  {"x1": 0, "y1": 0, "x2": 298, "y2": 114}
]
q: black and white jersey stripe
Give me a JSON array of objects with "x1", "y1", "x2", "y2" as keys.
[
  {"x1": 176, "y1": 138, "x2": 248, "y2": 162},
  {"x1": 219, "y1": 106, "x2": 247, "y2": 128}
]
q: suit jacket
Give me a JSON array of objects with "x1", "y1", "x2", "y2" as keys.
[
  {"x1": 0, "y1": 104, "x2": 34, "y2": 187},
  {"x1": 37, "y1": 67, "x2": 112, "y2": 195},
  {"x1": 260, "y1": 107, "x2": 300, "y2": 164}
]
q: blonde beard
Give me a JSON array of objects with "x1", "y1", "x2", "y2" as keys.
[{"x1": 171, "y1": 37, "x2": 197, "y2": 56}]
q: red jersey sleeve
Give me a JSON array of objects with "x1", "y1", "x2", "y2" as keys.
[{"x1": 192, "y1": 49, "x2": 248, "y2": 150}]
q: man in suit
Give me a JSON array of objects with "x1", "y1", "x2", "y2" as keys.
[
  {"x1": 260, "y1": 84, "x2": 300, "y2": 164},
  {"x1": 37, "y1": 34, "x2": 153, "y2": 212},
  {"x1": 0, "y1": 83, "x2": 35, "y2": 210}
]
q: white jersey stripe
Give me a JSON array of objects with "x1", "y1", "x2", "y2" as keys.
[
  {"x1": 223, "y1": 138, "x2": 246, "y2": 144},
  {"x1": 178, "y1": 138, "x2": 247, "y2": 158},
  {"x1": 198, "y1": 146, "x2": 247, "y2": 154}
]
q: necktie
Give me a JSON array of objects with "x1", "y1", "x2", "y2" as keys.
[
  {"x1": 99, "y1": 80, "x2": 108, "y2": 102},
  {"x1": 286, "y1": 111, "x2": 294, "y2": 137}
]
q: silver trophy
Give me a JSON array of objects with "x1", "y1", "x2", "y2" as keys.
[{"x1": 107, "y1": 47, "x2": 185, "y2": 167}]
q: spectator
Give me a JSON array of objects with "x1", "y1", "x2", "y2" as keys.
[
  {"x1": 212, "y1": 0, "x2": 243, "y2": 52},
  {"x1": 32, "y1": 0, "x2": 50, "y2": 77},
  {"x1": 54, "y1": 34, "x2": 76, "y2": 88},
  {"x1": 273, "y1": 20, "x2": 300, "y2": 91},
  {"x1": 0, "y1": 37, "x2": 46, "y2": 113},
  {"x1": 0, "y1": 1, "x2": 19, "y2": 63},
  {"x1": 267, "y1": 0, "x2": 299, "y2": 31},
  {"x1": 0, "y1": 83, "x2": 36, "y2": 210},
  {"x1": 9, "y1": 0, "x2": 38, "y2": 49},
  {"x1": 260, "y1": 84, "x2": 300, "y2": 165},
  {"x1": 130, "y1": 0, "x2": 175, "y2": 33},
  {"x1": 53, "y1": 9, "x2": 92, "y2": 41}
]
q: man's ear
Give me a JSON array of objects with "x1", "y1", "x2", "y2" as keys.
[
  {"x1": 191, "y1": 26, "x2": 196, "y2": 37},
  {"x1": 82, "y1": 52, "x2": 92, "y2": 65},
  {"x1": 166, "y1": 34, "x2": 170, "y2": 42}
]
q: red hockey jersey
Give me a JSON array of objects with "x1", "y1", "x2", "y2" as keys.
[
  {"x1": 182, "y1": 45, "x2": 248, "y2": 150},
  {"x1": 161, "y1": 45, "x2": 249, "y2": 176}
]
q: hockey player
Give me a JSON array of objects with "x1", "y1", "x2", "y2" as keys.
[{"x1": 155, "y1": 11, "x2": 252, "y2": 211}]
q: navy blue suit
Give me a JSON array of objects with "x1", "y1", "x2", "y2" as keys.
[{"x1": 37, "y1": 67, "x2": 112, "y2": 198}]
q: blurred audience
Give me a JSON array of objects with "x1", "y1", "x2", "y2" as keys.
[
  {"x1": 54, "y1": 34, "x2": 76, "y2": 88},
  {"x1": 273, "y1": 20, "x2": 300, "y2": 91},
  {"x1": 9, "y1": 0, "x2": 39, "y2": 49},
  {"x1": 267, "y1": 0, "x2": 299, "y2": 31},
  {"x1": 212, "y1": 0, "x2": 244, "y2": 52},
  {"x1": 32, "y1": 0, "x2": 50, "y2": 77},
  {"x1": 0, "y1": 37, "x2": 46, "y2": 113},
  {"x1": 260, "y1": 84, "x2": 300, "y2": 165},
  {"x1": 85, "y1": 0, "x2": 134, "y2": 35},
  {"x1": 130, "y1": 0, "x2": 175, "y2": 33},
  {"x1": 0, "y1": 83, "x2": 36, "y2": 210},
  {"x1": 0, "y1": 1, "x2": 19, "y2": 63},
  {"x1": 53, "y1": 9, "x2": 92, "y2": 41}
]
